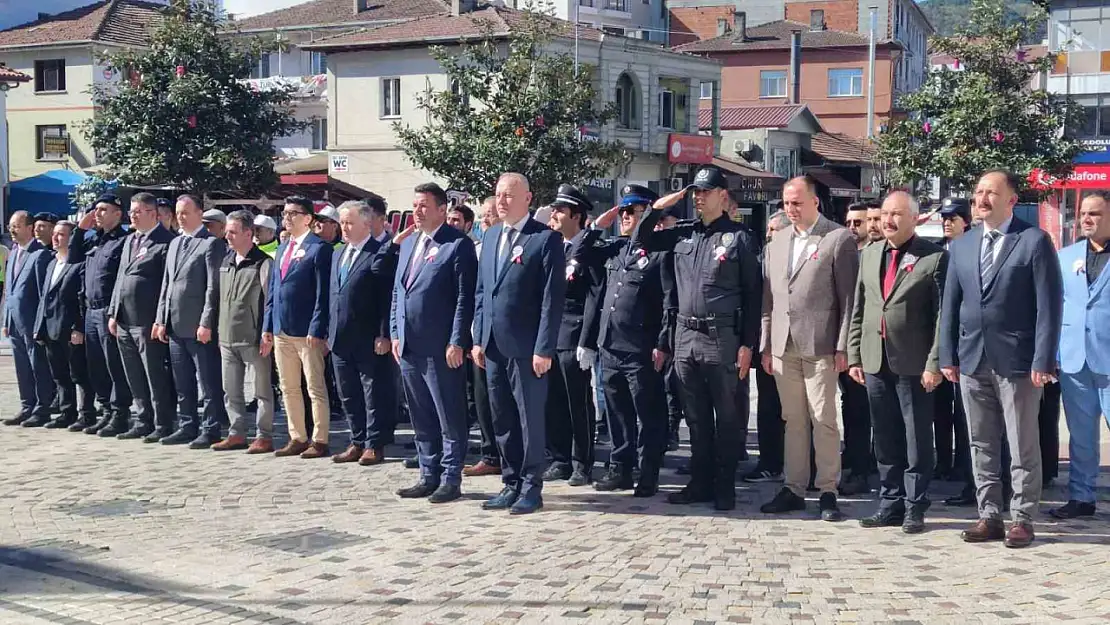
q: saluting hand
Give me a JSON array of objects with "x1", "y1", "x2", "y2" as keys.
[
  {"x1": 78, "y1": 210, "x2": 97, "y2": 231},
  {"x1": 652, "y1": 189, "x2": 687, "y2": 211},
  {"x1": 593, "y1": 206, "x2": 620, "y2": 230},
  {"x1": 533, "y1": 355, "x2": 552, "y2": 377},
  {"x1": 392, "y1": 224, "x2": 417, "y2": 246}
]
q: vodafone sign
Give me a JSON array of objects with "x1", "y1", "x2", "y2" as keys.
[
  {"x1": 667, "y1": 133, "x2": 714, "y2": 164},
  {"x1": 1029, "y1": 165, "x2": 1110, "y2": 189}
]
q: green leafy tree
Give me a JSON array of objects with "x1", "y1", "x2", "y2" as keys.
[
  {"x1": 393, "y1": 4, "x2": 627, "y2": 204},
  {"x1": 85, "y1": 0, "x2": 306, "y2": 195},
  {"x1": 70, "y1": 175, "x2": 115, "y2": 213},
  {"x1": 877, "y1": 0, "x2": 1082, "y2": 192}
]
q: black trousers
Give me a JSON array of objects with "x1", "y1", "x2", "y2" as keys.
[
  {"x1": 934, "y1": 379, "x2": 972, "y2": 481},
  {"x1": 43, "y1": 338, "x2": 96, "y2": 421},
  {"x1": 601, "y1": 348, "x2": 665, "y2": 473},
  {"x1": 664, "y1": 359, "x2": 684, "y2": 431},
  {"x1": 755, "y1": 365, "x2": 784, "y2": 474},
  {"x1": 865, "y1": 364, "x2": 936, "y2": 514},
  {"x1": 1039, "y1": 381, "x2": 1060, "y2": 482},
  {"x1": 468, "y1": 358, "x2": 499, "y2": 465},
  {"x1": 546, "y1": 349, "x2": 595, "y2": 472},
  {"x1": 839, "y1": 371, "x2": 872, "y2": 476}
]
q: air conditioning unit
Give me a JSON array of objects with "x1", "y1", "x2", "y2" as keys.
[
  {"x1": 669, "y1": 177, "x2": 684, "y2": 191},
  {"x1": 733, "y1": 138, "x2": 753, "y2": 155}
]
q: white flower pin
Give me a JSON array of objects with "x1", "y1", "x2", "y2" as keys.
[
  {"x1": 1073, "y1": 259, "x2": 1086, "y2": 274},
  {"x1": 293, "y1": 248, "x2": 306, "y2": 260}
]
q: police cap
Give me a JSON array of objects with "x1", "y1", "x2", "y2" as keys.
[
  {"x1": 550, "y1": 183, "x2": 592, "y2": 216},
  {"x1": 939, "y1": 197, "x2": 971, "y2": 223},
  {"x1": 619, "y1": 184, "x2": 658, "y2": 211},
  {"x1": 688, "y1": 167, "x2": 728, "y2": 191},
  {"x1": 33, "y1": 212, "x2": 59, "y2": 224},
  {"x1": 93, "y1": 194, "x2": 123, "y2": 210}
]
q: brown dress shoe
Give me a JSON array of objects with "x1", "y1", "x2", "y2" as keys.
[
  {"x1": 960, "y1": 518, "x2": 1006, "y2": 543},
  {"x1": 1004, "y1": 522, "x2": 1035, "y2": 548},
  {"x1": 246, "y1": 438, "x2": 274, "y2": 454},
  {"x1": 463, "y1": 460, "x2": 502, "y2": 477},
  {"x1": 300, "y1": 442, "x2": 330, "y2": 459},
  {"x1": 211, "y1": 435, "x2": 248, "y2": 451},
  {"x1": 333, "y1": 444, "x2": 364, "y2": 463},
  {"x1": 358, "y1": 447, "x2": 386, "y2": 466},
  {"x1": 275, "y1": 439, "x2": 311, "y2": 457}
]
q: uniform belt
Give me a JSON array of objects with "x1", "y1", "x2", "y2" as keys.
[{"x1": 677, "y1": 314, "x2": 734, "y2": 333}]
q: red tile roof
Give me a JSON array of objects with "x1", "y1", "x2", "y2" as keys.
[
  {"x1": 233, "y1": 0, "x2": 450, "y2": 31},
  {"x1": 698, "y1": 104, "x2": 808, "y2": 131},
  {"x1": 303, "y1": 5, "x2": 604, "y2": 49},
  {"x1": 0, "y1": 64, "x2": 31, "y2": 82},
  {"x1": 675, "y1": 20, "x2": 895, "y2": 54},
  {"x1": 0, "y1": 0, "x2": 164, "y2": 49},
  {"x1": 810, "y1": 131, "x2": 876, "y2": 164}
]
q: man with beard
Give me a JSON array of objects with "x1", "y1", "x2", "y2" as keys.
[{"x1": 866, "y1": 204, "x2": 883, "y2": 244}]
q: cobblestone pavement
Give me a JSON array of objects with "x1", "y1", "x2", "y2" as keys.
[{"x1": 1, "y1": 356, "x2": 1108, "y2": 625}]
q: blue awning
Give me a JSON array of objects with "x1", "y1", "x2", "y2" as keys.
[{"x1": 6, "y1": 169, "x2": 87, "y2": 217}]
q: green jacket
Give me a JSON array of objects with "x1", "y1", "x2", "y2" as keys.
[{"x1": 847, "y1": 236, "x2": 947, "y2": 376}]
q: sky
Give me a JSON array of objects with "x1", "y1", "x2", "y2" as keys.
[{"x1": 0, "y1": 0, "x2": 310, "y2": 31}]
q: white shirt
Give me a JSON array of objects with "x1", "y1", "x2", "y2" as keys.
[
  {"x1": 980, "y1": 215, "x2": 1013, "y2": 264},
  {"x1": 342, "y1": 234, "x2": 373, "y2": 267},
  {"x1": 182, "y1": 225, "x2": 205, "y2": 238},
  {"x1": 50, "y1": 258, "x2": 67, "y2": 288},
  {"x1": 789, "y1": 222, "x2": 816, "y2": 275},
  {"x1": 409, "y1": 224, "x2": 443, "y2": 274},
  {"x1": 497, "y1": 214, "x2": 530, "y2": 262}
]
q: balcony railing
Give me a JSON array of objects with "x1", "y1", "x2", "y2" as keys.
[{"x1": 578, "y1": 0, "x2": 629, "y2": 12}]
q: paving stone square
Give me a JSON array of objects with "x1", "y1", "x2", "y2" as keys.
[{"x1": 0, "y1": 354, "x2": 1108, "y2": 624}]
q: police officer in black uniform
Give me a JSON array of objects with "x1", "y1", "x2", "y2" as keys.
[
  {"x1": 573, "y1": 185, "x2": 673, "y2": 496},
  {"x1": 543, "y1": 184, "x2": 601, "y2": 486},
  {"x1": 69, "y1": 195, "x2": 134, "y2": 435},
  {"x1": 636, "y1": 167, "x2": 762, "y2": 510}
]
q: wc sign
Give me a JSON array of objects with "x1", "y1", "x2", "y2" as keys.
[{"x1": 329, "y1": 154, "x2": 349, "y2": 173}]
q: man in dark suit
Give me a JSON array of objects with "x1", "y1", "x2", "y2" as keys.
[
  {"x1": 155, "y1": 194, "x2": 229, "y2": 448},
  {"x1": 838, "y1": 201, "x2": 875, "y2": 496},
  {"x1": 848, "y1": 191, "x2": 948, "y2": 534},
  {"x1": 543, "y1": 184, "x2": 600, "y2": 487},
  {"x1": 34, "y1": 221, "x2": 96, "y2": 430},
  {"x1": 2, "y1": 211, "x2": 55, "y2": 427},
  {"x1": 940, "y1": 169, "x2": 1063, "y2": 549},
  {"x1": 69, "y1": 197, "x2": 133, "y2": 435},
  {"x1": 329, "y1": 200, "x2": 398, "y2": 467},
  {"x1": 390, "y1": 184, "x2": 477, "y2": 502},
  {"x1": 108, "y1": 192, "x2": 176, "y2": 441},
  {"x1": 473, "y1": 173, "x2": 566, "y2": 514},
  {"x1": 262, "y1": 196, "x2": 333, "y2": 458}
]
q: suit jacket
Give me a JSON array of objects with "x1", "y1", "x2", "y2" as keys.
[
  {"x1": 474, "y1": 217, "x2": 566, "y2": 359},
  {"x1": 155, "y1": 229, "x2": 226, "y2": 338},
  {"x1": 3, "y1": 240, "x2": 53, "y2": 336},
  {"x1": 263, "y1": 232, "x2": 332, "y2": 339},
  {"x1": 389, "y1": 224, "x2": 476, "y2": 357},
  {"x1": 35, "y1": 258, "x2": 86, "y2": 342},
  {"x1": 329, "y1": 236, "x2": 397, "y2": 356},
  {"x1": 1057, "y1": 240, "x2": 1110, "y2": 375},
  {"x1": 847, "y1": 236, "x2": 947, "y2": 376},
  {"x1": 760, "y1": 214, "x2": 858, "y2": 358},
  {"x1": 109, "y1": 224, "x2": 175, "y2": 328},
  {"x1": 939, "y1": 217, "x2": 1063, "y2": 377}
]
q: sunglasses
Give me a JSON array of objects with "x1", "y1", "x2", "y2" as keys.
[{"x1": 846, "y1": 219, "x2": 864, "y2": 226}]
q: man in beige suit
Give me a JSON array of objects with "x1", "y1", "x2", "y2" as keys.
[
  {"x1": 760, "y1": 175, "x2": 859, "y2": 521},
  {"x1": 848, "y1": 191, "x2": 947, "y2": 535}
]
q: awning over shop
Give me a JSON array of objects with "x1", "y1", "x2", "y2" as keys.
[
  {"x1": 713, "y1": 157, "x2": 784, "y2": 204},
  {"x1": 6, "y1": 169, "x2": 86, "y2": 217},
  {"x1": 805, "y1": 168, "x2": 860, "y2": 198}
]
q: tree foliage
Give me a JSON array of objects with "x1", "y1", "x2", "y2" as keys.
[
  {"x1": 919, "y1": 0, "x2": 1044, "y2": 43},
  {"x1": 393, "y1": 4, "x2": 627, "y2": 204},
  {"x1": 877, "y1": 0, "x2": 1082, "y2": 192},
  {"x1": 84, "y1": 0, "x2": 306, "y2": 195},
  {"x1": 70, "y1": 176, "x2": 115, "y2": 214}
]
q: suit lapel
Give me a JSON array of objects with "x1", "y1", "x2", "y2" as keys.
[
  {"x1": 342, "y1": 244, "x2": 371, "y2": 291},
  {"x1": 46, "y1": 261, "x2": 70, "y2": 295},
  {"x1": 886, "y1": 238, "x2": 923, "y2": 300},
  {"x1": 1086, "y1": 246, "x2": 1110, "y2": 301},
  {"x1": 986, "y1": 228, "x2": 1020, "y2": 291},
  {"x1": 493, "y1": 223, "x2": 522, "y2": 292}
]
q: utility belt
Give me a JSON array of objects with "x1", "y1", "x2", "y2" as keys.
[{"x1": 677, "y1": 314, "x2": 736, "y2": 337}]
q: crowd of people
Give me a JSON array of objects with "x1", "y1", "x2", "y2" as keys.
[{"x1": 2, "y1": 166, "x2": 1106, "y2": 549}]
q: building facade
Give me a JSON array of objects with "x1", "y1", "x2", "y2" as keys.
[{"x1": 1, "y1": 64, "x2": 33, "y2": 217}]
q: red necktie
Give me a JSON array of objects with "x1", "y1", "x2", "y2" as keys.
[
  {"x1": 280, "y1": 240, "x2": 296, "y2": 278},
  {"x1": 881, "y1": 248, "x2": 899, "y2": 337}
]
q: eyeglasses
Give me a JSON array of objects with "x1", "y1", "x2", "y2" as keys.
[
  {"x1": 282, "y1": 210, "x2": 309, "y2": 218},
  {"x1": 846, "y1": 219, "x2": 864, "y2": 226}
]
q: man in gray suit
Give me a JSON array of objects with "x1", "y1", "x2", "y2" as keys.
[
  {"x1": 155, "y1": 195, "x2": 229, "y2": 449},
  {"x1": 940, "y1": 169, "x2": 1063, "y2": 548},
  {"x1": 760, "y1": 175, "x2": 859, "y2": 522}
]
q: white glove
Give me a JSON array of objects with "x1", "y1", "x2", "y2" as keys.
[{"x1": 576, "y1": 346, "x2": 596, "y2": 371}]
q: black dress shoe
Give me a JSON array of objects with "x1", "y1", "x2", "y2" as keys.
[
  {"x1": 859, "y1": 508, "x2": 905, "y2": 528},
  {"x1": 819, "y1": 492, "x2": 845, "y2": 522},
  {"x1": 97, "y1": 420, "x2": 129, "y2": 437},
  {"x1": 945, "y1": 488, "x2": 977, "y2": 507},
  {"x1": 21, "y1": 415, "x2": 52, "y2": 428},
  {"x1": 760, "y1": 487, "x2": 806, "y2": 514},
  {"x1": 482, "y1": 486, "x2": 521, "y2": 510},
  {"x1": 1049, "y1": 500, "x2": 1096, "y2": 520},
  {"x1": 3, "y1": 414, "x2": 30, "y2": 426},
  {"x1": 594, "y1": 468, "x2": 634, "y2": 491},
  {"x1": 396, "y1": 480, "x2": 440, "y2": 498},
  {"x1": 403, "y1": 455, "x2": 420, "y2": 469},
  {"x1": 428, "y1": 483, "x2": 462, "y2": 503},
  {"x1": 188, "y1": 434, "x2": 221, "y2": 450},
  {"x1": 542, "y1": 464, "x2": 572, "y2": 481},
  {"x1": 667, "y1": 484, "x2": 714, "y2": 505},
  {"x1": 44, "y1": 417, "x2": 75, "y2": 429},
  {"x1": 85, "y1": 415, "x2": 112, "y2": 434},
  {"x1": 714, "y1": 490, "x2": 736, "y2": 511},
  {"x1": 117, "y1": 425, "x2": 153, "y2": 440},
  {"x1": 902, "y1": 512, "x2": 926, "y2": 534},
  {"x1": 160, "y1": 429, "x2": 196, "y2": 445},
  {"x1": 567, "y1": 469, "x2": 592, "y2": 487},
  {"x1": 634, "y1": 471, "x2": 660, "y2": 498},
  {"x1": 143, "y1": 429, "x2": 173, "y2": 443},
  {"x1": 69, "y1": 416, "x2": 97, "y2": 432}
]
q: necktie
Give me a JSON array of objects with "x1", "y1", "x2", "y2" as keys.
[
  {"x1": 339, "y1": 246, "x2": 356, "y2": 286},
  {"x1": 131, "y1": 233, "x2": 144, "y2": 257},
  {"x1": 11, "y1": 246, "x2": 22, "y2": 278},
  {"x1": 980, "y1": 230, "x2": 1000, "y2": 287},
  {"x1": 497, "y1": 226, "x2": 515, "y2": 279},
  {"x1": 882, "y1": 248, "x2": 900, "y2": 300},
  {"x1": 280, "y1": 239, "x2": 297, "y2": 278},
  {"x1": 407, "y1": 235, "x2": 427, "y2": 288}
]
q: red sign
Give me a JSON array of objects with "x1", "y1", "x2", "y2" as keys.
[
  {"x1": 1029, "y1": 165, "x2": 1110, "y2": 190},
  {"x1": 1038, "y1": 196, "x2": 1062, "y2": 249},
  {"x1": 667, "y1": 133, "x2": 714, "y2": 164}
]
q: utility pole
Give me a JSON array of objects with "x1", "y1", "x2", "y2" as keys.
[{"x1": 866, "y1": 6, "x2": 877, "y2": 141}]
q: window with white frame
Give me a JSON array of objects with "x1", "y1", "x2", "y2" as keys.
[
  {"x1": 34, "y1": 59, "x2": 66, "y2": 92},
  {"x1": 309, "y1": 51, "x2": 327, "y2": 75},
  {"x1": 615, "y1": 72, "x2": 640, "y2": 129},
  {"x1": 36, "y1": 125, "x2": 69, "y2": 160},
  {"x1": 658, "y1": 89, "x2": 675, "y2": 129},
  {"x1": 382, "y1": 77, "x2": 401, "y2": 117},
  {"x1": 699, "y1": 81, "x2": 713, "y2": 99},
  {"x1": 759, "y1": 70, "x2": 787, "y2": 98},
  {"x1": 311, "y1": 118, "x2": 327, "y2": 151},
  {"x1": 828, "y1": 68, "x2": 863, "y2": 97}
]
